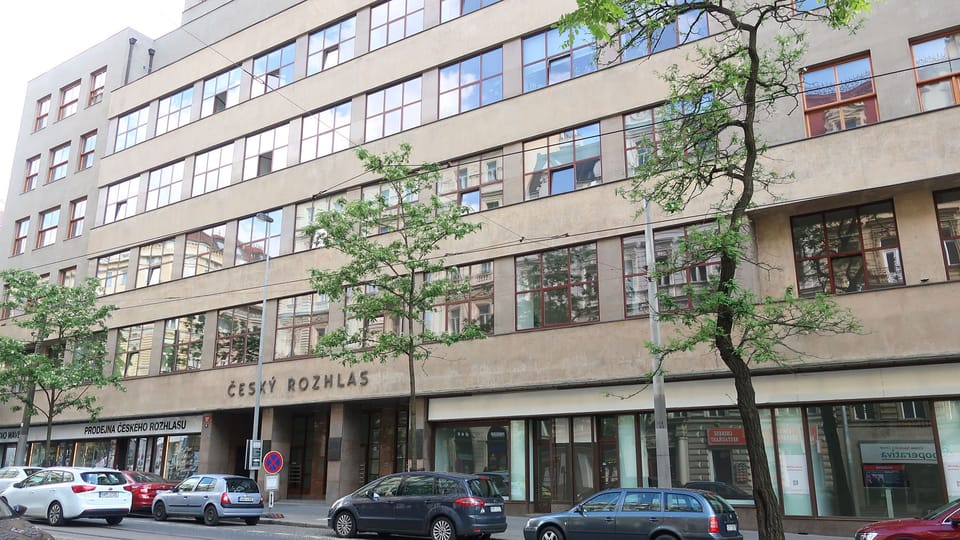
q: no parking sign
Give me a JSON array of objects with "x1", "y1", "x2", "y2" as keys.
[{"x1": 263, "y1": 450, "x2": 284, "y2": 474}]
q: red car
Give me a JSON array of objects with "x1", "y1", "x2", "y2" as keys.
[
  {"x1": 120, "y1": 471, "x2": 176, "y2": 512},
  {"x1": 855, "y1": 498, "x2": 960, "y2": 539}
]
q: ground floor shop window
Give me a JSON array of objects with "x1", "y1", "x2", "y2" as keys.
[
  {"x1": 75, "y1": 440, "x2": 116, "y2": 467},
  {"x1": 28, "y1": 441, "x2": 72, "y2": 466},
  {"x1": 936, "y1": 400, "x2": 960, "y2": 500},
  {"x1": 435, "y1": 422, "x2": 515, "y2": 498},
  {"x1": 164, "y1": 434, "x2": 200, "y2": 481}
]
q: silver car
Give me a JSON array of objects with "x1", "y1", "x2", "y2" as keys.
[{"x1": 151, "y1": 473, "x2": 262, "y2": 526}]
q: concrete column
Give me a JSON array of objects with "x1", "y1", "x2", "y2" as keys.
[
  {"x1": 261, "y1": 407, "x2": 291, "y2": 497},
  {"x1": 492, "y1": 257, "x2": 515, "y2": 336},
  {"x1": 326, "y1": 402, "x2": 367, "y2": 501}
]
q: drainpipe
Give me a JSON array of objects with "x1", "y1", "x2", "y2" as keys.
[
  {"x1": 147, "y1": 48, "x2": 156, "y2": 74},
  {"x1": 123, "y1": 37, "x2": 138, "y2": 84}
]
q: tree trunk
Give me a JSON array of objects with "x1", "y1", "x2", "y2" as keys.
[
  {"x1": 44, "y1": 415, "x2": 54, "y2": 467},
  {"x1": 13, "y1": 387, "x2": 34, "y2": 466},
  {"x1": 407, "y1": 351, "x2": 417, "y2": 472}
]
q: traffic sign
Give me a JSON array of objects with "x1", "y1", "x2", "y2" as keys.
[{"x1": 262, "y1": 450, "x2": 284, "y2": 474}]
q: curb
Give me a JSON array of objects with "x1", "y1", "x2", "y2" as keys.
[{"x1": 261, "y1": 517, "x2": 327, "y2": 529}]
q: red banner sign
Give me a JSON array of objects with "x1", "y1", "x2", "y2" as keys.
[{"x1": 707, "y1": 427, "x2": 746, "y2": 446}]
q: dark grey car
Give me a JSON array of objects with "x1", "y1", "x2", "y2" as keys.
[
  {"x1": 327, "y1": 471, "x2": 507, "y2": 540},
  {"x1": 523, "y1": 488, "x2": 743, "y2": 540}
]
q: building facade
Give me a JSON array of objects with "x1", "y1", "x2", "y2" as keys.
[{"x1": 1, "y1": 0, "x2": 959, "y2": 534}]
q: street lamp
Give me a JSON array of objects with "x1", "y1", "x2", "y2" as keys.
[
  {"x1": 249, "y1": 211, "x2": 273, "y2": 480},
  {"x1": 644, "y1": 198, "x2": 672, "y2": 488}
]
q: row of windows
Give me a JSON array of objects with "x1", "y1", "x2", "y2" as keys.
[
  {"x1": 32, "y1": 67, "x2": 105, "y2": 132},
  {"x1": 21, "y1": 131, "x2": 97, "y2": 193},
  {"x1": 10, "y1": 199, "x2": 86, "y2": 256}
]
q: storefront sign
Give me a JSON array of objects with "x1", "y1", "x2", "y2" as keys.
[
  {"x1": 707, "y1": 427, "x2": 745, "y2": 446},
  {"x1": 29, "y1": 416, "x2": 203, "y2": 442},
  {"x1": 860, "y1": 442, "x2": 938, "y2": 464},
  {"x1": 0, "y1": 429, "x2": 21, "y2": 442},
  {"x1": 226, "y1": 370, "x2": 369, "y2": 398}
]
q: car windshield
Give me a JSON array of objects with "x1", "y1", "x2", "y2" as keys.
[
  {"x1": 703, "y1": 492, "x2": 736, "y2": 514},
  {"x1": 225, "y1": 478, "x2": 259, "y2": 493},
  {"x1": 80, "y1": 471, "x2": 126, "y2": 485},
  {"x1": 468, "y1": 478, "x2": 501, "y2": 498},
  {"x1": 128, "y1": 472, "x2": 166, "y2": 483},
  {"x1": 920, "y1": 498, "x2": 960, "y2": 520}
]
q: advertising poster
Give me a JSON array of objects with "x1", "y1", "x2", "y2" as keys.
[{"x1": 780, "y1": 454, "x2": 810, "y2": 495}]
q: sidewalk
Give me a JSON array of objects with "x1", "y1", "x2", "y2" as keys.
[{"x1": 262, "y1": 499, "x2": 851, "y2": 540}]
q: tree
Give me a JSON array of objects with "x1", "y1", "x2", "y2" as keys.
[
  {"x1": 304, "y1": 143, "x2": 484, "y2": 471},
  {"x1": 559, "y1": 2, "x2": 870, "y2": 538},
  {"x1": 0, "y1": 269, "x2": 122, "y2": 466}
]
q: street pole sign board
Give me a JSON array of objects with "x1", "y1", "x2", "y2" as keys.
[{"x1": 263, "y1": 450, "x2": 284, "y2": 474}]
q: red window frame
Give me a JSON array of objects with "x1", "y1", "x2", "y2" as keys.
[
  {"x1": 438, "y1": 48, "x2": 503, "y2": 119},
  {"x1": 514, "y1": 243, "x2": 599, "y2": 330},
  {"x1": 23, "y1": 156, "x2": 40, "y2": 192},
  {"x1": 522, "y1": 123, "x2": 602, "y2": 200},
  {"x1": 215, "y1": 304, "x2": 263, "y2": 366},
  {"x1": 801, "y1": 55, "x2": 879, "y2": 137},
  {"x1": 58, "y1": 266, "x2": 77, "y2": 287},
  {"x1": 934, "y1": 188, "x2": 960, "y2": 280},
  {"x1": 89, "y1": 68, "x2": 106, "y2": 106},
  {"x1": 67, "y1": 198, "x2": 86, "y2": 239},
  {"x1": 79, "y1": 131, "x2": 96, "y2": 170},
  {"x1": 36, "y1": 207, "x2": 60, "y2": 248},
  {"x1": 47, "y1": 142, "x2": 71, "y2": 183},
  {"x1": 35, "y1": 96, "x2": 51, "y2": 131},
  {"x1": 369, "y1": 0, "x2": 424, "y2": 51},
  {"x1": 911, "y1": 29, "x2": 960, "y2": 111},
  {"x1": 365, "y1": 77, "x2": 422, "y2": 142},
  {"x1": 59, "y1": 81, "x2": 81, "y2": 120},
  {"x1": 429, "y1": 262, "x2": 494, "y2": 334},
  {"x1": 12, "y1": 218, "x2": 30, "y2": 256},
  {"x1": 275, "y1": 293, "x2": 330, "y2": 360}
]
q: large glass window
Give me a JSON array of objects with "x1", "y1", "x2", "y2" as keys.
[
  {"x1": 301, "y1": 102, "x2": 351, "y2": 162},
  {"x1": 426, "y1": 262, "x2": 494, "y2": 335},
  {"x1": 523, "y1": 123, "x2": 601, "y2": 200},
  {"x1": 624, "y1": 107, "x2": 667, "y2": 171},
  {"x1": 439, "y1": 48, "x2": 503, "y2": 119},
  {"x1": 251, "y1": 43, "x2": 296, "y2": 97},
  {"x1": 96, "y1": 251, "x2": 130, "y2": 295},
  {"x1": 75, "y1": 441, "x2": 116, "y2": 468},
  {"x1": 146, "y1": 161, "x2": 184, "y2": 211},
  {"x1": 307, "y1": 17, "x2": 356, "y2": 74},
  {"x1": 201, "y1": 68, "x2": 241, "y2": 117},
  {"x1": 435, "y1": 423, "x2": 512, "y2": 497},
  {"x1": 183, "y1": 224, "x2": 226, "y2": 277},
  {"x1": 522, "y1": 28, "x2": 596, "y2": 93},
  {"x1": 440, "y1": 0, "x2": 500, "y2": 22},
  {"x1": 216, "y1": 304, "x2": 263, "y2": 366},
  {"x1": 156, "y1": 87, "x2": 194, "y2": 135},
  {"x1": 911, "y1": 30, "x2": 960, "y2": 111},
  {"x1": 295, "y1": 198, "x2": 332, "y2": 252},
  {"x1": 192, "y1": 143, "x2": 234, "y2": 196},
  {"x1": 116, "y1": 323, "x2": 154, "y2": 378},
  {"x1": 275, "y1": 293, "x2": 329, "y2": 359},
  {"x1": 236, "y1": 210, "x2": 282, "y2": 265},
  {"x1": 103, "y1": 177, "x2": 140, "y2": 224},
  {"x1": 438, "y1": 151, "x2": 503, "y2": 212},
  {"x1": 115, "y1": 106, "x2": 150, "y2": 152},
  {"x1": 369, "y1": 0, "x2": 424, "y2": 51},
  {"x1": 936, "y1": 189, "x2": 960, "y2": 280},
  {"x1": 243, "y1": 125, "x2": 289, "y2": 180},
  {"x1": 137, "y1": 239, "x2": 175, "y2": 287},
  {"x1": 802, "y1": 56, "x2": 879, "y2": 137},
  {"x1": 622, "y1": 6, "x2": 709, "y2": 61},
  {"x1": 516, "y1": 243, "x2": 599, "y2": 330},
  {"x1": 791, "y1": 201, "x2": 904, "y2": 296},
  {"x1": 365, "y1": 77, "x2": 422, "y2": 141},
  {"x1": 161, "y1": 314, "x2": 205, "y2": 373},
  {"x1": 47, "y1": 143, "x2": 71, "y2": 183},
  {"x1": 164, "y1": 435, "x2": 200, "y2": 481}
]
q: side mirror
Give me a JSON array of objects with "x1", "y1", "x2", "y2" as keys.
[
  {"x1": 11, "y1": 482, "x2": 22, "y2": 489},
  {"x1": 170, "y1": 486, "x2": 179, "y2": 493},
  {"x1": 11, "y1": 505, "x2": 25, "y2": 517},
  {"x1": 372, "y1": 492, "x2": 381, "y2": 501},
  {"x1": 575, "y1": 504, "x2": 585, "y2": 515},
  {"x1": 951, "y1": 516, "x2": 960, "y2": 528}
]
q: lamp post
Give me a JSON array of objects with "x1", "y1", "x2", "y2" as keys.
[
  {"x1": 249, "y1": 211, "x2": 273, "y2": 480},
  {"x1": 644, "y1": 198, "x2": 672, "y2": 488}
]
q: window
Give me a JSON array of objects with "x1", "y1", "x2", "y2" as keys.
[
  {"x1": 251, "y1": 43, "x2": 296, "y2": 97},
  {"x1": 901, "y1": 400, "x2": 929, "y2": 420},
  {"x1": 369, "y1": 0, "x2": 424, "y2": 51},
  {"x1": 35, "y1": 96, "x2": 51, "y2": 131},
  {"x1": 438, "y1": 151, "x2": 503, "y2": 212},
  {"x1": 96, "y1": 251, "x2": 130, "y2": 295},
  {"x1": 802, "y1": 56, "x2": 878, "y2": 137},
  {"x1": 439, "y1": 48, "x2": 503, "y2": 118},
  {"x1": 522, "y1": 28, "x2": 596, "y2": 93},
  {"x1": 362, "y1": 182, "x2": 418, "y2": 234},
  {"x1": 47, "y1": 143, "x2": 71, "y2": 183},
  {"x1": 215, "y1": 304, "x2": 263, "y2": 366},
  {"x1": 622, "y1": 6, "x2": 709, "y2": 61},
  {"x1": 114, "y1": 106, "x2": 150, "y2": 151},
  {"x1": 426, "y1": 262, "x2": 494, "y2": 335},
  {"x1": 79, "y1": 131, "x2": 96, "y2": 170},
  {"x1": 103, "y1": 177, "x2": 140, "y2": 224},
  {"x1": 89, "y1": 68, "x2": 106, "y2": 106},
  {"x1": 791, "y1": 201, "x2": 904, "y2": 297},
  {"x1": 440, "y1": 0, "x2": 500, "y2": 22},
  {"x1": 624, "y1": 107, "x2": 666, "y2": 170},
  {"x1": 137, "y1": 239, "x2": 176, "y2": 287},
  {"x1": 912, "y1": 30, "x2": 960, "y2": 111},
  {"x1": 515, "y1": 243, "x2": 599, "y2": 330},
  {"x1": 58, "y1": 267, "x2": 77, "y2": 287},
  {"x1": 365, "y1": 77, "x2": 422, "y2": 141},
  {"x1": 161, "y1": 314, "x2": 205, "y2": 373},
  {"x1": 622, "y1": 224, "x2": 721, "y2": 315},
  {"x1": 523, "y1": 123, "x2": 601, "y2": 200},
  {"x1": 935, "y1": 188, "x2": 960, "y2": 280},
  {"x1": 307, "y1": 17, "x2": 356, "y2": 75},
  {"x1": 156, "y1": 87, "x2": 194, "y2": 135},
  {"x1": 852, "y1": 403, "x2": 877, "y2": 421},
  {"x1": 201, "y1": 67, "x2": 241, "y2": 117},
  {"x1": 243, "y1": 125, "x2": 289, "y2": 180},
  {"x1": 295, "y1": 198, "x2": 332, "y2": 252},
  {"x1": 192, "y1": 143, "x2": 234, "y2": 196},
  {"x1": 68, "y1": 198, "x2": 86, "y2": 238},
  {"x1": 146, "y1": 161, "x2": 184, "y2": 210},
  {"x1": 275, "y1": 293, "x2": 330, "y2": 359},
  {"x1": 36, "y1": 207, "x2": 60, "y2": 248},
  {"x1": 12, "y1": 219, "x2": 29, "y2": 256},
  {"x1": 58, "y1": 81, "x2": 81, "y2": 120},
  {"x1": 23, "y1": 156, "x2": 40, "y2": 192},
  {"x1": 116, "y1": 324, "x2": 153, "y2": 378},
  {"x1": 345, "y1": 285, "x2": 386, "y2": 348},
  {"x1": 236, "y1": 210, "x2": 282, "y2": 265},
  {"x1": 301, "y1": 102, "x2": 351, "y2": 162},
  {"x1": 795, "y1": 0, "x2": 825, "y2": 11},
  {"x1": 183, "y1": 224, "x2": 226, "y2": 277}
]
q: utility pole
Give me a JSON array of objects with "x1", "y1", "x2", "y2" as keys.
[{"x1": 644, "y1": 199, "x2": 672, "y2": 488}]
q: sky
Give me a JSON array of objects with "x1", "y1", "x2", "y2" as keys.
[{"x1": 0, "y1": 1, "x2": 184, "y2": 213}]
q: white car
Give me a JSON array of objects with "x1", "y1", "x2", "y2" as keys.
[
  {"x1": 0, "y1": 467, "x2": 131, "y2": 526},
  {"x1": 0, "y1": 467, "x2": 42, "y2": 492}
]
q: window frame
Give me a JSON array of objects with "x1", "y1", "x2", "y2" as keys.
[
  {"x1": 439, "y1": 47, "x2": 503, "y2": 119},
  {"x1": 250, "y1": 42, "x2": 297, "y2": 97},
  {"x1": 96, "y1": 251, "x2": 130, "y2": 296},
  {"x1": 365, "y1": 77, "x2": 422, "y2": 142},
  {"x1": 235, "y1": 210, "x2": 282, "y2": 266},
  {"x1": 522, "y1": 27, "x2": 596, "y2": 93},
  {"x1": 440, "y1": 0, "x2": 501, "y2": 22},
  {"x1": 201, "y1": 67, "x2": 242, "y2": 117},
  {"x1": 428, "y1": 261, "x2": 495, "y2": 335},
  {"x1": 183, "y1": 224, "x2": 227, "y2": 277},
  {"x1": 801, "y1": 54, "x2": 879, "y2": 137},
  {"x1": 934, "y1": 188, "x2": 960, "y2": 280},
  {"x1": 156, "y1": 86, "x2": 194, "y2": 136},
  {"x1": 115, "y1": 324, "x2": 153, "y2": 379},
  {"x1": 36, "y1": 207, "x2": 61, "y2": 249},
  {"x1": 243, "y1": 124, "x2": 290, "y2": 180},
  {"x1": 47, "y1": 142, "x2": 71, "y2": 183},
  {"x1": 89, "y1": 68, "x2": 106, "y2": 106},
  {"x1": 911, "y1": 29, "x2": 960, "y2": 111},
  {"x1": 215, "y1": 304, "x2": 264, "y2": 367},
  {"x1": 58, "y1": 267, "x2": 77, "y2": 287},
  {"x1": 58, "y1": 81, "x2": 81, "y2": 120},
  {"x1": 307, "y1": 16, "x2": 357, "y2": 75},
  {"x1": 114, "y1": 106, "x2": 150, "y2": 152},
  {"x1": 369, "y1": 0, "x2": 425, "y2": 51},
  {"x1": 103, "y1": 177, "x2": 140, "y2": 224},
  {"x1": 136, "y1": 239, "x2": 176, "y2": 288},
  {"x1": 79, "y1": 131, "x2": 97, "y2": 171},
  {"x1": 192, "y1": 143, "x2": 234, "y2": 196},
  {"x1": 437, "y1": 151, "x2": 503, "y2": 213},
  {"x1": 23, "y1": 156, "x2": 40, "y2": 192},
  {"x1": 68, "y1": 198, "x2": 86, "y2": 239},
  {"x1": 275, "y1": 293, "x2": 330, "y2": 360},
  {"x1": 12, "y1": 218, "x2": 30, "y2": 256},
  {"x1": 514, "y1": 243, "x2": 600, "y2": 330},
  {"x1": 35, "y1": 96, "x2": 51, "y2": 131},
  {"x1": 161, "y1": 314, "x2": 205, "y2": 374},
  {"x1": 621, "y1": 6, "x2": 710, "y2": 61},
  {"x1": 146, "y1": 161, "x2": 185, "y2": 211},
  {"x1": 301, "y1": 102, "x2": 352, "y2": 162},
  {"x1": 522, "y1": 122, "x2": 602, "y2": 200}
]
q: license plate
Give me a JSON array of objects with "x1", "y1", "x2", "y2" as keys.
[
  {"x1": 726, "y1": 523, "x2": 737, "y2": 532},
  {"x1": 100, "y1": 491, "x2": 119, "y2": 498},
  {"x1": 488, "y1": 506, "x2": 502, "y2": 513},
  {"x1": 239, "y1": 496, "x2": 254, "y2": 502}
]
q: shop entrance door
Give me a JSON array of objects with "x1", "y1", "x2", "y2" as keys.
[{"x1": 287, "y1": 413, "x2": 327, "y2": 498}]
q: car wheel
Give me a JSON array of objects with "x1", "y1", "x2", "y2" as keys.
[
  {"x1": 431, "y1": 516, "x2": 455, "y2": 540},
  {"x1": 153, "y1": 501, "x2": 168, "y2": 521},
  {"x1": 105, "y1": 516, "x2": 123, "y2": 525},
  {"x1": 333, "y1": 511, "x2": 357, "y2": 538},
  {"x1": 244, "y1": 516, "x2": 260, "y2": 526},
  {"x1": 538, "y1": 525, "x2": 564, "y2": 540},
  {"x1": 202, "y1": 504, "x2": 220, "y2": 526},
  {"x1": 46, "y1": 501, "x2": 66, "y2": 527}
]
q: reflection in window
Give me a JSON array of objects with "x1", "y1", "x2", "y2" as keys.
[
  {"x1": 146, "y1": 161, "x2": 184, "y2": 210},
  {"x1": 215, "y1": 304, "x2": 263, "y2": 366},
  {"x1": 48, "y1": 143, "x2": 71, "y2": 183},
  {"x1": 516, "y1": 243, "x2": 599, "y2": 330},
  {"x1": 59, "y1": 81, "x2": 81, "y2": 120},
  {"x1": 622, "y1": 8, "x2": 709, "y2": 61},
  {"x1": 251, "y1": 43, "x2": 296, "y2": 97},
  {"x1": 192, "y1": 143, "x2": 234, "y2": 196},
  {"x1": 439, "y1": 48, "x2": 503, "y2": 118},
  {"x1": 362, "y1": 182, "x2": 418, "y2": 234},
  {"x1": 307, "y1": 17, "x2": 356, "y2": 75},
  {"x1": 35, "y1": 96, "x2": 50, "y2": 131},
  {"x1": 236, "y1": 210, "x2": 282, "y2": 265},
  {"x1": 522, "y1": 28, "x2": 596, "y2": 93},
  {"x1": 365, "y1": 77, "x2": 422, "y2": 141},
  {"x1": 369, "y1": 0, "x2": 424, "y2": 51},
  {"x1": 137, "y1": 239, "x2": 175, "y2": 287},
  {"x1": 935, "y1": 188, "x2": 960, "y2": 280},
  {"x1": 36, "y1": 207, "x2": 60, "y2": 248},
  {"x1": 301, "y1": 102, "x2": 351, "y2": 162},
  {"x1": 295, "y1": 198, "x2": 333, "y2": 252},
  {"x1": 23, "y1": 156, "x2": 40, "y2": 192},
  {"x1": 89, "y1": 68, "x2": 107, "y2": 106},
  {"x1": 12, "y1": 219, "x2": 29, "y2": 256},
  {"x1": 116, "y1": 324, "x2": 154, "y2": 378},
  {"x1": 912, "y1": 30, "x2": 960, "y2": 111},
  {"x1": 440, "y1": 0, "x2": 501, "y2": 22},
  {"x1": 438, "y1": 152, "x2": 502, "y2": 212},
  {"x1": 161, "y1": 314, "x2": 205, "y2": 373},
  {"x1": 96, "y1": 251, "x2": 130, "y2": 296},
  {"x1": 275, "y1": 293, "x2": 330, "y2": 359},
  {"x1": 156, "y1": 87, "x2": 194, "y2": 135},
  {"x1": 79, "y1": 131, "x2": 97, "y2": 170},
  {"x1": 790, "y1": 201, "x2": 904, "y2": 296},
  {"x1": 802, "y1": 56, "x2": 879, "y2": 136},
  {"x1": 201, "y1": 68, "x2": 241, "y2": 117},
  {"x1": 523, "y1": 123, "x2": 601, "y2": 200},
  {"x1": 164, "y1": 435, "x2": 200, "y2": 481},
  {"x1": 243, "y1": 125, "x2": 289, "y2": 180},
  {"x1": 103, "y1": 177, "x2": 140, "y2": 224},
  {"x1": 183, "y1": 224, "x2": 226, "y2": 277},
  {"x1": 426, "y1": 261, "x2": 494, "y2": 335}
]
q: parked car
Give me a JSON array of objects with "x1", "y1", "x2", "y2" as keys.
[
  {"x1": 0, "y1": 496, "x2": 53, "y2": 539},
  {"x1": 683, "y1": 481, "x2": 754, "y2": 501},
  {"x1": 0, "y1": 467, "x2": 131, "y2": 526},
  {"x1": 0, "y1": 467, "x2": 42, "y2": 492},
  {"x1": 523, "y1": 487, "x2": 743, "y2": 540},
  {"x1": 854, "y1": 497, "x2": 960, "y2": 540},
  {"x1": 119, "y1": 470, "x2": 175, "y2": 512},
  {"x1": 327, "y1": 471, "x2": 507, "y2": 540},
  {"x1": 152, "y1": 473, "x2": 262, "y2": 526}
]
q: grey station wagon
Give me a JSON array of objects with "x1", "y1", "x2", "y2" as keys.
[
  {"x1": 152, "y1": 473, "x2": 263, "y2": 526},
  {"x1": 523, "y1": 487, "x2": 743, "y2": 540},
  {"x1": 328, "y1": 471, "x2": 507, "y2": 540}
]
